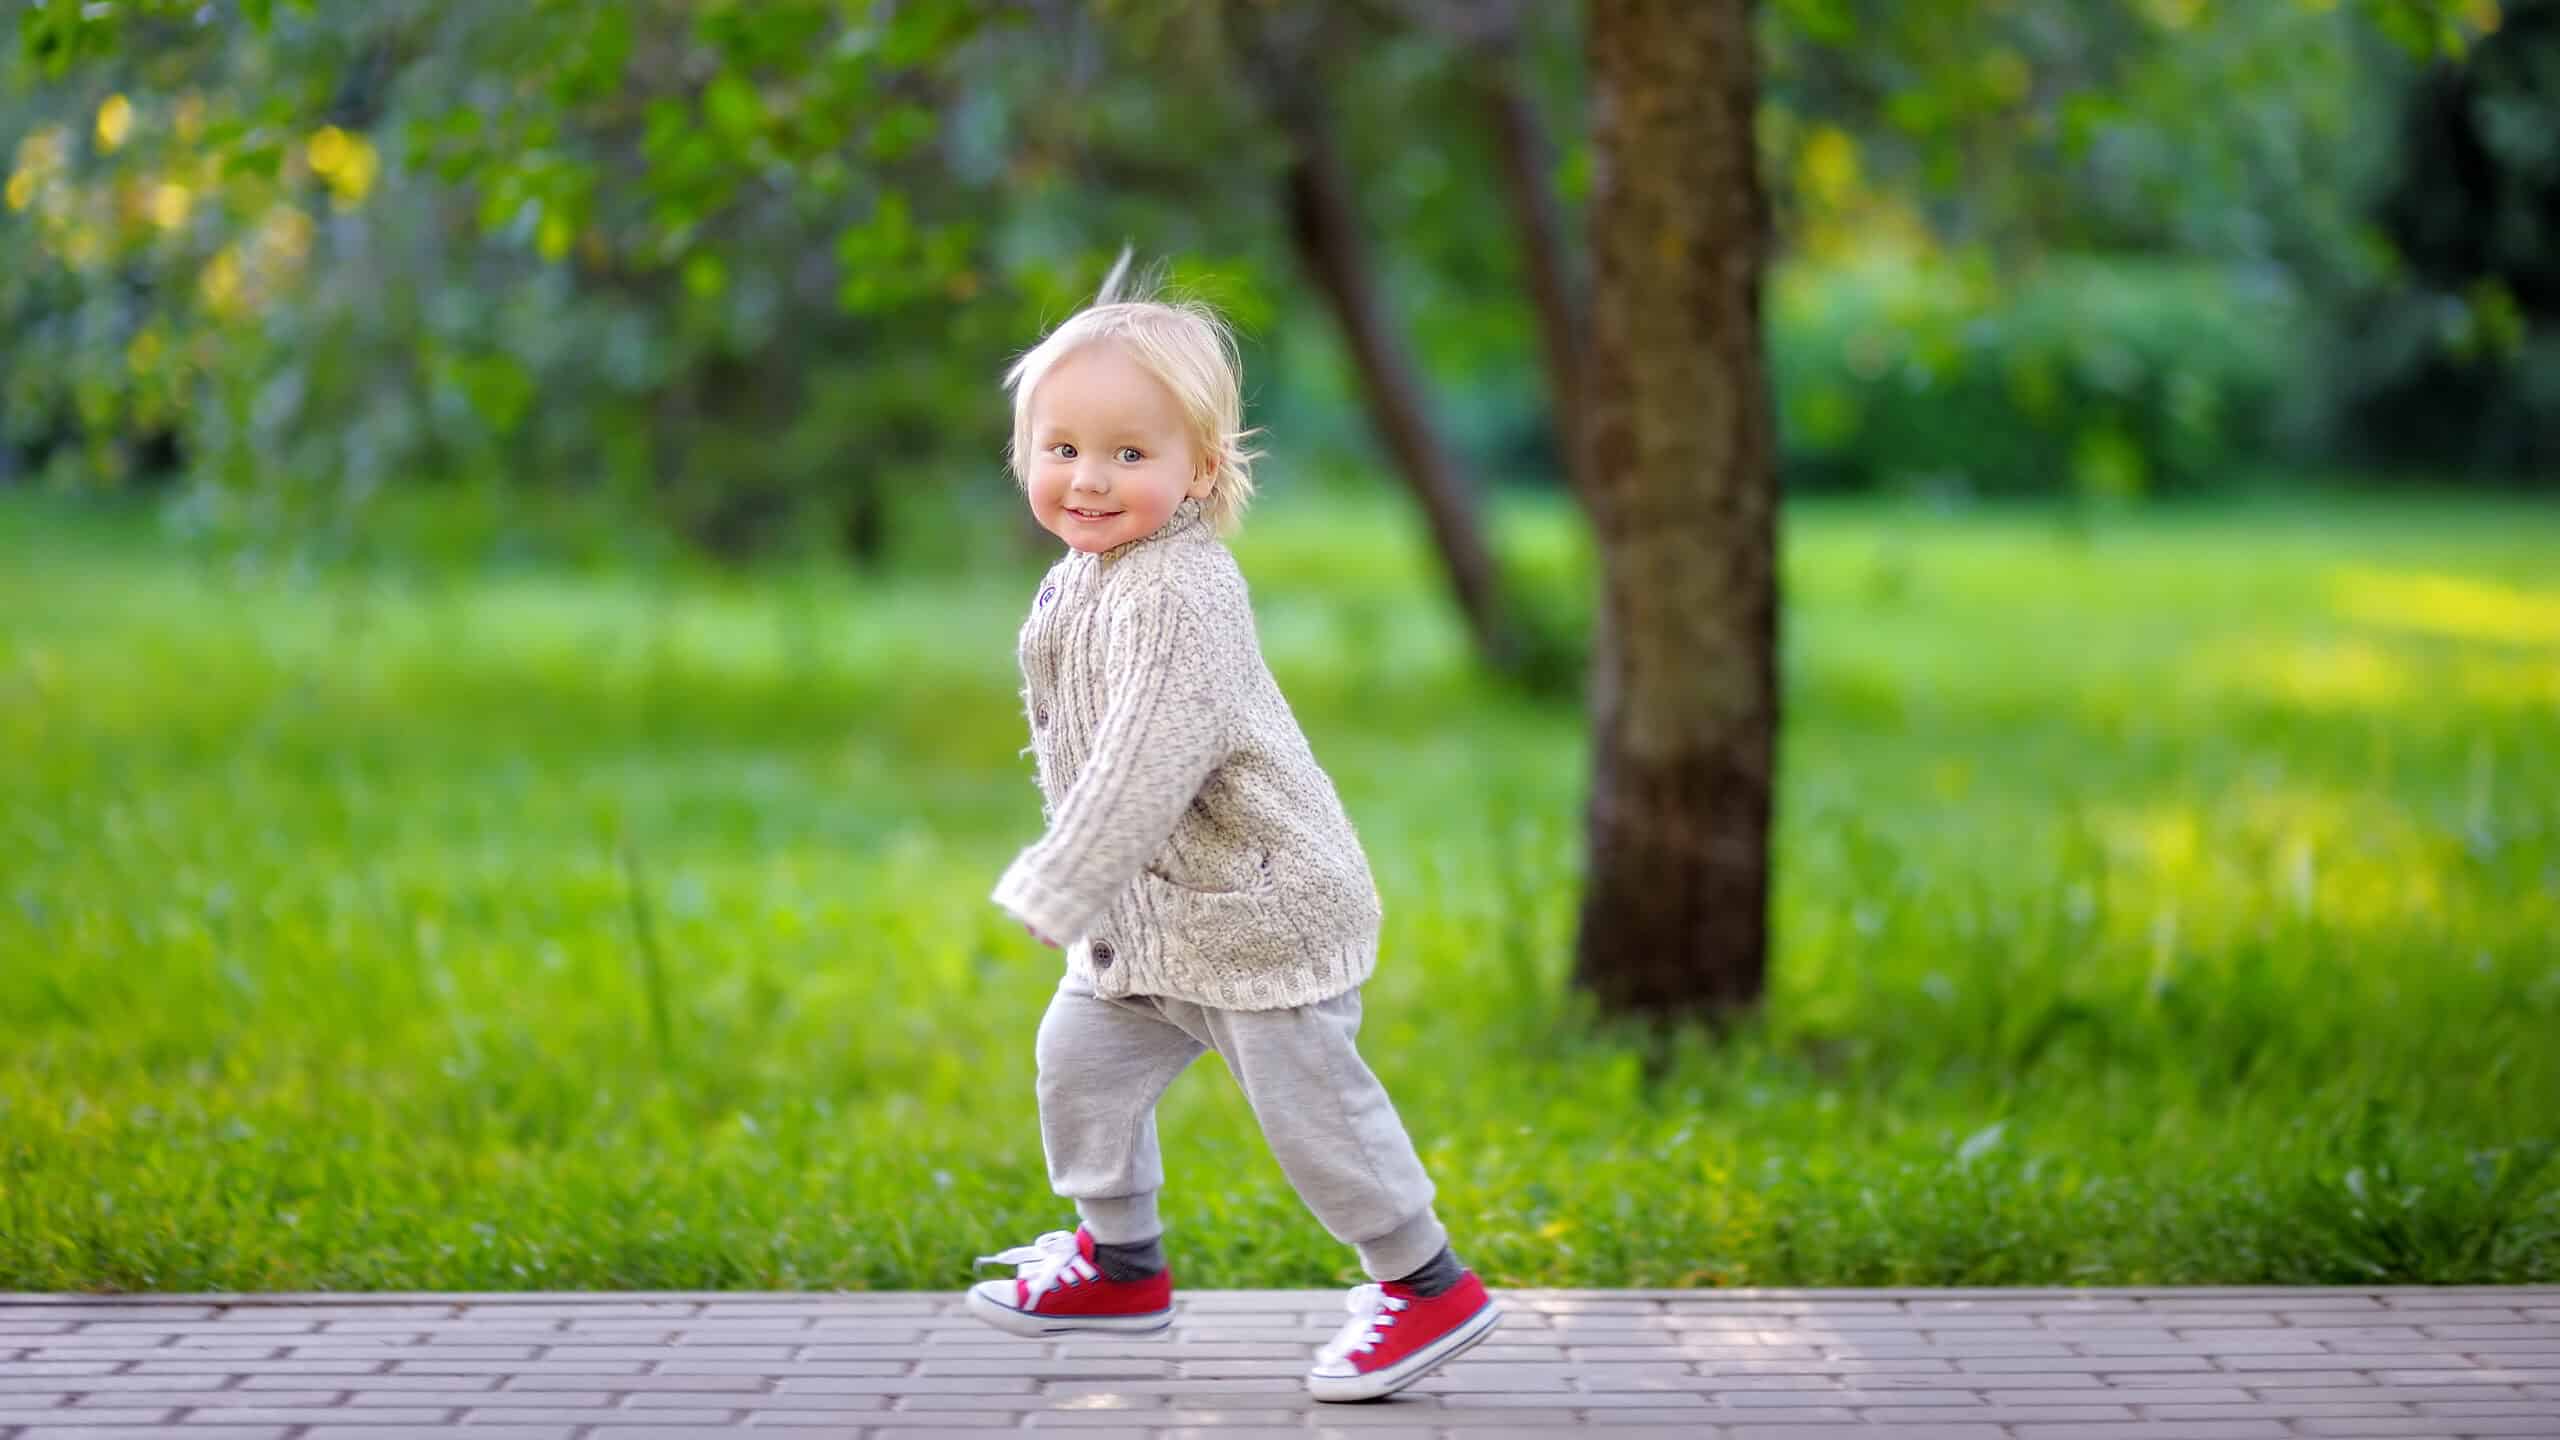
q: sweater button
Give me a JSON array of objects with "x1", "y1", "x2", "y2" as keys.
[
  {"x1": 1091, "y1": 940, "x2": 1115, "y2": 968},
  {"x1": 1035, "y1": 705, "x2": 1049, "y2": 728}
]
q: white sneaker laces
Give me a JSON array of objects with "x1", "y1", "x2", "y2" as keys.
[
  {"x1": 973, "y1": 1230, "x2": 1097, "y2": 1307},
  {"x1": 1317, "y1": 1282, "x2": 1408, "y2": 1364}
]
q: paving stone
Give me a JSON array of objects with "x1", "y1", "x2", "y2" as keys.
[
  {"x1": 921, "y1": 1359, "x2": 1175, "y2": 1379},
  {"x1": 2294, "y1": 1421, "x2": 2560, "y2": 1436},
  {"x1": 2017, "y1": 1414, "x2": 2304, "y2": 1424},
  {"x1": 595, "y1": 1432, "x2": 820, "y2": 1440},
  {"x1": 1956, "y1": 1353, "x2": 2217, "y2": 1372},
  {"x1": 171, "y1": 1408, "x2": 456, "y2": 1425},
  {"x1": 288, "y1": 1332, "x2": 527, "y2": 1352},
  {"x1": 1730, "y1": 1429, "x2": 2007, "y2": 1440},
  {"x1": 299, "y1": 1429, "x2": 573, "y2": 1440},
  {"x1": 2144, "y1": 1402, "x2": 2418, "y2": 1420},
  {"x1": 647, "y1": 1360, "x2": 907, "y2": 1377},
  {"x1": 1161, "y1": 1430, "x2": 1442, "y2": 1440},
  {"x1": 0, "y1": 1368, "x2": 121, "y2": 1385},
  {"x1": 2215, "y1": 1354, "x2": 2393, "y2": 1371},
  {"x1": 2255, "y1": 1384, "x2": 2532, "y2": 1405},
  {"x1": 387, "y1": 1358, "x2": 645, "y2": 1376},
  {"x1": 1865, "y1": 1403, "x2": 2140, "y2": 1423},
  {"x1": 267, "y1": 1376, "x2": 496, "y2": 1393},
  {"x1": 125, "y1": 1359, "x2": 383, "y2": 1375},
  {"x1": 163, "y1": 1390, "x2": 342, "y2": 1407},
  {"x1": 1725, "y1": 1387, "x2": 1988, "y2": 1407},
  {"x1": 499, "y1": 1372, "x2": 771, "y2": 1392},
  {"x1": 2127, "y1": 1313, "x2": 2293, "y2": 1328},
  {"x1": 16, "y1": 1430, "x2": 288, "y2": 1440},
  {"x1": 13, "y1": 1307, "x2": 223, "y2": 1323},
  {"x1": 5, "y1": 1374, "x2": 229, "y2": 1394},
  {"x1": 781, "y1": 1377, "x2": 1037, "y2": 1395},
  {"x1": 898, "y1": 1393, "x2": 1101, "y2": 1411},
  {"x1": 0, "y1": 1411, "x2": 182, "y2": 1426},
  {"x1": 2374, "y1": 1368, "x2": 2560, "y2": 1386},
  {"x1": 458, "y1": 1407, "x2": 743, "y2": 1425}
]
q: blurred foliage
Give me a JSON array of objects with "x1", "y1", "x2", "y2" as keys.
[
  {"x1": 2334, "y1": 0, "x2": 2560, "y2": 475},
  {"x1": 1, "y1": 0, "x2": 1204, "y2": 560},
  {"x1": 1771, "y1": 253, "x2": 2298, "y2": 500},
  {"x1": 0, "y1": 0, "x2": 2540, "y2": 568}
]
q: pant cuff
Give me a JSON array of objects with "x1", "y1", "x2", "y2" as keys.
[
  {"x1": 1073, "y1": 1193, "x2": 1162, "y2": 1246},
  {"x1": 1353, "y1": 1207, "x2": 1450, "y2": 1283}
]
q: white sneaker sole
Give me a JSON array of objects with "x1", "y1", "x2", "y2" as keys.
[
  {"x1": 1307, "y1": 1296, "x2": 1503, "y2": 1402},
  {"x1": 963, "y1": 1280, "x2": 1175, "y2": 1337}
]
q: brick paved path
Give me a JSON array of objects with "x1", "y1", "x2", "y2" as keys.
[{"x1": 4, "y1": 1287, "x2": 2555, "y2": 1438}]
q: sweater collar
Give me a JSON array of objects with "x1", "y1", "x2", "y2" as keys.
[{"x1": 1086, "y1": 494, "x2": 1210, "y2": 571}]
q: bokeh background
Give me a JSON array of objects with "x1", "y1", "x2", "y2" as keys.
[{"x1": 3, "y1": 0, "x2": 2554, "y2": 1291}]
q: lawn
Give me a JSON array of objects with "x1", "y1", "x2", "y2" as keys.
[{"x1": 2, "y1": 485, "x2": 2555, "y2": 1292}]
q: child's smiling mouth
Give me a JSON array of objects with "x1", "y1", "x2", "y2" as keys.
[{"x1": 1066, "y1": 507, "x2": 1120, "y2": 521}]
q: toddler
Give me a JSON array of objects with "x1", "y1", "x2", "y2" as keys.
[{"x1": 965, "y1": 255, "x2": 1500, "y2": 1402}]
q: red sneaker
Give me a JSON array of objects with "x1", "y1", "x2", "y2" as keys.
[
  {"x1": 965, "y1": 1224, "x2": 1175, "y2": 1336},
  {"x1": 1306, "y1": 1270, "x2": 1503, "y2": 1401}
]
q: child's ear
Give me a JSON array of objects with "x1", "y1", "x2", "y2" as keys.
[{"x1": 1189, "y1": 457, "x2": 1218, "y2": 499}]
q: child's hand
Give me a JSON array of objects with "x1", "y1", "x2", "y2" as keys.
[{"x1": 1023, "y1": 922, "x2": 1060, "y2": 949}]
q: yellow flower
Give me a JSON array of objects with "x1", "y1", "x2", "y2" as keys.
[
  {"x1": 307, "y1": 125, "x2": 350, "y2": 176},
  {"x1": 307, "y1": 127, "x2": 378, "y2": 209},
  {"x1": 96, "y1": 94, "x2": 134, "y2": 153},
  {"x1": 200, "y1": 249, "x2": 242, "y2": 315},
  {"x1": 1801, "y1": 127, "x2": 1861, "y2": 209}
]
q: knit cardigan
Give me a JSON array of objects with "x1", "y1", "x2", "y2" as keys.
[{"x1": 989, "y1": 494, "x2": 1384, "y2": 1010}]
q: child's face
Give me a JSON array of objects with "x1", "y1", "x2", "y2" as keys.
[{"x1": 1025, "y1": 340, "x2": 1212, "y2": 555}]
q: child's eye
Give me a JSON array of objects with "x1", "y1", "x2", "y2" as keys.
[
  {"x1": 1048, "y1": 442, "x2": 1077, "y2": 459},
  {"x1": 1115, "y1": 446, "x2": 1144, "y2": 463}
]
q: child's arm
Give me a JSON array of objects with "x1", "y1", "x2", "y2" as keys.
[{"x1": 990, "y1": 585, "x2": 1237, "y2": 946}]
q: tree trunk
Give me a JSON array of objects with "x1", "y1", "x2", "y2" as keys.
[
  {"x1": 1477, "y1": 37, "x2": 1589, "y2": 502},
  {"x1": 1223, "y1": 0, "x2": 1517, "y2": 674},
  {"x1": 1273, "y1": 97, "x2": 1516, "y2": 673},
  {"x1": 1570, "y1": 0, "x2": 1778, "y2": 1024}
]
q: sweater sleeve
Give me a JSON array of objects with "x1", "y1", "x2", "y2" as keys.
[{"x1": 990, "y1": 586, "x2": 1235, "y2": 943}]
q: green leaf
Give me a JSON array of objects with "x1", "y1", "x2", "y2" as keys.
[
  {"x1": 880, "y1": 1, "x2": 975, "y2": 67},
  {"x1": 478, "y1": 178, "x2": 525, "y2": 236},
  {"x1": 703, "y1": 70, "x2": 761, "y2": 144},
  {"x1": 864, "y1": 102, "x2": 936, "y2": 162},
  {"x1": 683, "y1": 253, "x2": 727, "y2": 300}
]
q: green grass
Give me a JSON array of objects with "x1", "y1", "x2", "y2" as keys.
[{"x1": 3, "y1": 485, "x2": 2556, "y2": 1293}]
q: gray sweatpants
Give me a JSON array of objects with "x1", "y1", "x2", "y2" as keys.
[{"x1": 1033, "y1": 967, "x2": 1450, "y2": 1283}]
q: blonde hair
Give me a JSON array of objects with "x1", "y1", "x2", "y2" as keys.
[{"x1": 1003, "y1": 247, "x2": 1261, "y2": 537}]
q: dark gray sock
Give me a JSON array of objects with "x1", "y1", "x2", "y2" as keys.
[
  {"x1": 1388, "y1": 1244, "x2": 1463, "y2": 1298},
  {"x1": 1090, "y1": 1234, "x2": 1165, "y2": 1282}
]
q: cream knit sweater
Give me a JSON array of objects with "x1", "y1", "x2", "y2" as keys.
[{"x1": 990, "y1": 494, "x2": 1384, "y2": 1010}]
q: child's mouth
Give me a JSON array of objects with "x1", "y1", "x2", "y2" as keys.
[{"x1": 1067, "y1": 508, "x2": 1119, "y2": 521}]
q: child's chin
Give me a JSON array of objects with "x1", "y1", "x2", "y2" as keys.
[{"x1": 1055, "y1": 519, "x2": 1127, "y2": 551}]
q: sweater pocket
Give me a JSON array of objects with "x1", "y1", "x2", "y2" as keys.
[
  {"x1": 1142, "y1": 843, "x2": 1272, "y2": 897},
  {"x1": 1132, "y1": 856, "x2": 1296, "y2": 972}
]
